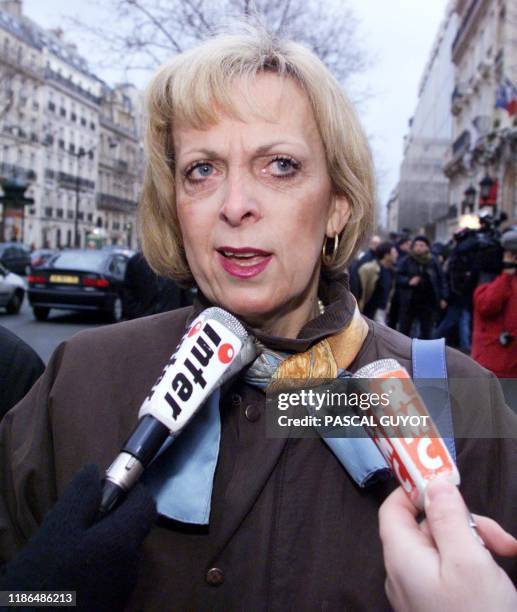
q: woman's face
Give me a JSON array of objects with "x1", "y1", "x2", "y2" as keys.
[{"x1": 174, "y1": 73, "x2": 349, "y2": 337}]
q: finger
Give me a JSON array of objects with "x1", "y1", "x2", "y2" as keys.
[
  {"x1": 424, "y1": 477, "x2": 487, "y2": 562},
  {"x1": 91, "y1": 483, "x2": 157, "y2": 544},
  {"x1": 472, "y1": 515, "x2": 517, "y2": 557},
  {"x1": 379, "y1": 486, "x2": 435, "y2": 568}
]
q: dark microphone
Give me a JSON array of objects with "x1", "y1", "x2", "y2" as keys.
[{"x1": 98, "y1": 307, "x2": 259, "y2": 517}]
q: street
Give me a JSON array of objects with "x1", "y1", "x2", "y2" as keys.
[{"x1": 1, "y1": 291, "x2": 107, "y2": 363}]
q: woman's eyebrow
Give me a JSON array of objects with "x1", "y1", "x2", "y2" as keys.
[{"x1": 179, "y1": 141, "x2": 308, "y2": 159}]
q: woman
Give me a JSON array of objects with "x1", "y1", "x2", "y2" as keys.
[{"x1": 1, "y1": 27, "x2": 516, "y2": 611}]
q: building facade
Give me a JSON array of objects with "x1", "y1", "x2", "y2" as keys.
[
  {"x1": 388, "y1": 2, "x2": 459, "y2": 236},
  {"x1": 0, "y1": 0, "x2": 142, "y2": 248},
  {"x1": 443, "y1": 0, "x2": 517, "y2": 235}
]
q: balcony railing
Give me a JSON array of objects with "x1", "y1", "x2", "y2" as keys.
[
  {"x1": 0, "y1": 162, "x2": 36, "y2": 181},
  {"x1": 97, "y1": 192, "x2": 137, "y2": 213},
  {"x1": 57, "y1": 171, "x2": 95, "y2": 191},
  {"x1": 45, "y1": 68, "x2": 101, "y2": 106}
]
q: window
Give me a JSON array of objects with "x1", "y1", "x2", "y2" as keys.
[
  {"x1": 87, "y1": 213, "x2": 93, "y2": 222},
  {"x1": 67, "y1": 209, "x2": 74, "y2": 219},
  {"x1": 60, "y1": 107, "x2": 66, "y2": 117},
  {"x1": 90, "y1": 122, "x2": 95, "y2": 130},
  {"x1": 78, "y1": 211, "x2": 84, "y2": 220},
  {"x1": 69, "y1": 143, "x2": 75, "y2": 154},
  {"x1": 44, "y1": 207, "x2": 53, "y2": 217},
  {"x1": 56, "y1": 208, "x2": 63, "y2": 218},
  {"x1": 71, "y1": 112, "x2": 77, "y2": 122},
  {"x1": 48, "y1": 101, "x2": 56, "y2": 112},
  {"x1": 80, "y1": 117, "x2": 86, "y2": 126},
  {"x1": 58, "y1": 139, "x2": 65, "y2": 149}
]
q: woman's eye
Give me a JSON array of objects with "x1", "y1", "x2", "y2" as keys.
[
  {"x1": 269, "y1": 157, "x2": 300, "y2": 177},
  {"x1": 185, "y1": 162, "x2": 215, "y2": 181}
]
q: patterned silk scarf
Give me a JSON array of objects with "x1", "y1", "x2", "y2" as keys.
[{"x1": 144, "y1": 304, "x2": 391, "y2": 524}]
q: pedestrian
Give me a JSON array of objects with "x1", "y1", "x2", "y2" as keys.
[
  {"x1": 358, "y1": 241, "x2": 397, "y2": 324},
  {"x1": 0, "y1": 26, "x2": 515, "y2": 611},
  {"x1": 123, "y1": 251, "x2": 193, "y2": 320},
  {"x1": 0, "y1": 325, "x2": 44, "y2": 420},
  {"x1": 348, "y1": 234, "x2": 381, "y2": 300},
  {"x1": 434, "y1": 229, "x2": 477, "y2": 352},
  {"x1": 471, "y1": 230, "x2": 517, "y2": 378},
  {"x1": 396, "y1": 235, "x2": 448, "y2": 339},
  {"x1": 387, "y1": 235, "x2": 411, "y2": 329}
]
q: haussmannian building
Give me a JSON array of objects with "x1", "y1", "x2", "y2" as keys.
[
  {"x1": 387, "y1": 2, "x2": 459, "y2": 238},
  {"x1": 0, "y1": 0, "x2": 142, "y2": 248},
  {"x1": 443, "y1": 0, "x2": 517, "y2": 236}
]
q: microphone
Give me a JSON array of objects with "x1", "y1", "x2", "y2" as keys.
[
  {"x1": 98, "y1": 307, "x2": 259, "y2": 517},
  {"x1": 351, "y1": 359, "x2": 460, "y2": 510}
]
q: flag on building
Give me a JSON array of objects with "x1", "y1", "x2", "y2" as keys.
[{"x1": 495, "y1": 78, "x2": 517, "y2": 115}]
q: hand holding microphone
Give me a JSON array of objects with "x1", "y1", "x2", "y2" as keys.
[
  {"x1": 0, "y1": 465, "x2": 157, "y2": 611},
  {"x1": 379, "y1": 478, "x2": 517, "y2": 612},
  {"x1": 351, "y1": 359, "x2": 517, "y2": 611}
]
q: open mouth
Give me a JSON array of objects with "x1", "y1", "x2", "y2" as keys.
[
  {"x1": 216, "y1": 247, "x2": 272, "y2": 267},
  {"x1": 216, "y1": 246, "x2": 273, "y2": 278}
]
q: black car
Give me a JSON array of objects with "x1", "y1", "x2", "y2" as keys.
[
  {"x1": 0, "y1": 242, "x2": 31, "y2": 275},
  {"x1": 28, "y1": 249, "x2": 130, "y2": 322}
]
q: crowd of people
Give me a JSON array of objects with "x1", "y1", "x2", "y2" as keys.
[{"x1": 350, "y1": 226, "x2": 517, "y2": 377}]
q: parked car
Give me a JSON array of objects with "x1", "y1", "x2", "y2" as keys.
[
  {"x1": 0, "y1": 263, "x2": 25, "y2": 314},
  {"x1": 28, "y1": 249, "x2": 131, "y2": 322},
  {"x1": 0, "y1": 242, "x2": 31, "y2": 275},
  {"x1": 30, "y1": 248, "x2": 57, "y2": 268}
]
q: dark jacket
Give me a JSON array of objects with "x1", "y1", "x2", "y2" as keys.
[
  {"x1": 0, "y1": 325, "x2": 44, "y2": 420},
  {"x1": 0, "y1": 279, "x2": 515, "y2": 611},
  {"x1": 396, "y1": 252, "x2": 448, "y2": 310},
  {"x1": 123, "y1": 252, "x2": 193, "y2": 319}
]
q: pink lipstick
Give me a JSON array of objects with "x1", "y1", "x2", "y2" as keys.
[{"x1": 216, "y1": 246, "x2": 272, "y2": 279}]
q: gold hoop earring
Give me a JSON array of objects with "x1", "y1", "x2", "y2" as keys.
[{"x1": 321, "y1": 234, "x2": 339, "y2": 266}]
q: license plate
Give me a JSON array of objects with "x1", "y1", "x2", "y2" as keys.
[{"x1": 49, "y1": 274, "x2": 79, "y2": 284}]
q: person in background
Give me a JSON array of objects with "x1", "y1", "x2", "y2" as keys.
[
  {"x1": 358, "y1": 241, "x2": 397, "y2": 324},
  {"x1": 123, "y1": 251, "x2": 194, "y2": 319},
  {"x1": 379, "y1": 478, "x2": 517, "y2": 612},
  {"x1": 387, "y1": 235, "x2": 411, "y2": 329},
  {"x1": 396, "y1": 235, "x2": 448, "y2": 339},
  {"x1": 471, "y1": 229, "x2": 517, "y2": 378},
  {"x1": 348, "y1": 234, "x2": 381, "y2": 300},
  {"x1": 0, "y1": 325, "x2": 44, "y2": 420},
  {"x1": 434, "y1": 229, "x2": 476, "y2": 352}
]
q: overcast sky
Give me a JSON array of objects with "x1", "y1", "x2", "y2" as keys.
[{"x1": 24, "y1": 0, "x2": 449, "y2": 222}]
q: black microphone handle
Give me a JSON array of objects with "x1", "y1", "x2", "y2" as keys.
[{"x1": 98, "y1": 415, "x2": 169, "y2": 517}]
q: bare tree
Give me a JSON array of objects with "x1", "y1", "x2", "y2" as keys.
[{"x1": 69, "y1": 0, "x2": 368, "y2": 86}]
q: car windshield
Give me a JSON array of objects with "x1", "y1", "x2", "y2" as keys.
[{"x1": 51, "y1": 251, "x2": 107, "y2": 272}]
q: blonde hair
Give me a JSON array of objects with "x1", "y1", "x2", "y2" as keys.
[{"x1": 140, "y1": 25, "x2": 375, "y2": 284}]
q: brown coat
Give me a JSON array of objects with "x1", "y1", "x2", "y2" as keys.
[{"x1": 1, "y1": 279, "x2": 516, "y2": 611}]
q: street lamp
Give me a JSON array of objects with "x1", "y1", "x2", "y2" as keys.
[
  {"x1": 464, "y1": 185, "x2": 476, "y2": 210},
  {"x1": 72, "y1": 147, "x2": 95, "y2": 247},
  {"x1": 479, "y1": 174, "x2": 494, "y2": 202},
  {"x1": 124, "y1": 221, "x2": 133, "y2": 248}
]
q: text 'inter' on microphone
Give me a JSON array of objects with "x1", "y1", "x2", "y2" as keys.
[{"x1": 98, "y1": 307, "x2": 259, "y2": 517}]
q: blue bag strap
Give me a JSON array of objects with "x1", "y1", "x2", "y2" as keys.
[{"x1": 411, "y1": 338, "x2": 456, "y2": 463}]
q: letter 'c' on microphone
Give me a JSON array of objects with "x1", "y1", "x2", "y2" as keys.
[{"x1": 98, "y1": 307, "x2": 258, "y2": 517}]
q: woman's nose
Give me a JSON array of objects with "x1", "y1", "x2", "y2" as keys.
[{"x1": 219, "y1": 170, "x2": 261, "y2": 227}]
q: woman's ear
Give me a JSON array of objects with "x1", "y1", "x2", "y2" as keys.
[{"x1": 326, "y1": 195, "x2": 350, "y2": 237}]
